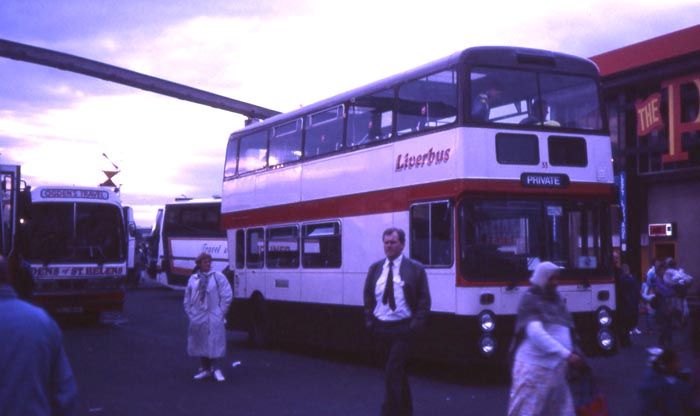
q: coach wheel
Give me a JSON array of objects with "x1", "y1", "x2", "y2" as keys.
[{"x1": 248, "y1": 293, "x2": 268, "y2": 348}]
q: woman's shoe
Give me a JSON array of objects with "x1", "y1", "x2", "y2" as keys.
[
  {"x1": 193, "y1": 370, "x2": 211, "y2": 380},
  {"x1": 213, "y1": 369, "x2": 225, "y2": 382}
]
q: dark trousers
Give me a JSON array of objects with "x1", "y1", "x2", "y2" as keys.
[
  {"x1": 655, "y1": 296, "x2": 674, "y2": 348},
  {"x1": 374, "y1": 319, "x2": 413, "y2": 416}
]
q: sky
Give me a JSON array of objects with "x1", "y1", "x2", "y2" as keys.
[{"x1": 0, "y1": 0, "x2": 698, "y2": 227}]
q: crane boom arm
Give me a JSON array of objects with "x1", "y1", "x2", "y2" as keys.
[{"x1": 0, "y1": 38, "x2": 280, "y2": 120}]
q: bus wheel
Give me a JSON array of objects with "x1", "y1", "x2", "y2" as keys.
[{"x1": 248, "y1": 293, "x2": 268, "y2": 348}]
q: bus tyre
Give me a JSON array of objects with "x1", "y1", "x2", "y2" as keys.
[{"x1": 248, "y1": 293, "x2": 268, "y2": 348}]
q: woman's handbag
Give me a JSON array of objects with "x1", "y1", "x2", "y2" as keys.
[{"x1": 571, "y1": 365, "x2": 609, "y2": 416}]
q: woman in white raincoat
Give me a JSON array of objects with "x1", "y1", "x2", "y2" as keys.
[{"x1": 183, "y1": 252, "x2": 233, "y2": 382}]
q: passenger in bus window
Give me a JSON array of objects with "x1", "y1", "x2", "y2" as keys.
[
  {"x1": 0, "y1": 255, "x2": 78, "y2": 415},
  {"x1": 314, "y1": 133, "x2": 339, "y2": 155},
  {"x1": 416, "y1": 104, "x2": 432, "y2": 130},
  {"x1": 471, "y1": 81, "x2": 503, "y2": 122},
  {"x1": 356, "y1": 120, "x2": 382, "y2": 145},
  {"x1": 508, "y1": 261, "x2": 586, "y2": 415},
  {"x1": 363, "y1": 227, "x2": 431, "y2": 416},
  {"x1": 184, "y1": 252, "x2": 233, "y2": 382},
  {"x1": 520, "y1": 98, "x2": 560, "y2": 127}
]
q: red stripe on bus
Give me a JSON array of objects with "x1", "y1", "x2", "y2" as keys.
[{"x1": 221, "y1": 179, "x2": 613, "y2": 229}]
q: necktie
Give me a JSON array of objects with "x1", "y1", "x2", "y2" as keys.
[{"x1": 382, "y1": 261, "x2": 396, "y2": 311}]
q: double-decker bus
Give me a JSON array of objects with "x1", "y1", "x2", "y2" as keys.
[
  {"x1": 153, "y1": 198, "x2": 228, "y2": 289},
  {"x1": 18, "y1": 186, "x2": 128, "y2": 320},
  {"x1": 222, "y1": 46, "x2": 617, "y2": 362}
]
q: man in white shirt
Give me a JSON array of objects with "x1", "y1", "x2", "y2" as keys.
[{"x1": 363, "y1": 228, "x2": 431, "y2": 416}]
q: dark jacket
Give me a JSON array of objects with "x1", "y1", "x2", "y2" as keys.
[{"x1": 363, "y1": 256, "x2": 431, "y2": 332}]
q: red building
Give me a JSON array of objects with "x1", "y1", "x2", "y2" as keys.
[{"x1": 591, "y1": 25, "x2": 700, "y2": 277}]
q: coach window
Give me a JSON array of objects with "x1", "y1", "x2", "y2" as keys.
[
  {"x1": 410, "y1": 201, "x2": 452, "y2": 267},
  {"x1": 270, "y1": 119, "x2": 302, "y2": 167},
  {"x1": 235, "y1": 229, "x2": 245, "y2": 269},
  {"x1": 347, "y1": 89, "x2": 394, "y2": 147},
  {"x1": 397, "y1": 70, "x2": 457, "y2": 136},
  {"x1": 304, "y1": 106, "x2": 343, "y2": 157},
  {"x1": 470, "y1": 68, "x2": 537, "y2": 124},
  {"x1": 496, "y1": 133, "x2": 539, "y2": 165},
  {"x1": 224, "y1": 135, "x2": 239, "y2": 178},
  {"x1": 246, "y1": 228, "x2": 265, "y2": 269},
  {"x1": 548, "y1": 136, "x2": 588, "y2": 167},
  {"x1": 302, "y1": 222, "x2": 341, "y2": 268},
  {"x1": 266, "y1": 226, "x2": 299, "y2": 269},
  {"x1": 238, "y1": 130, "x2": 269, "y2": 174}
]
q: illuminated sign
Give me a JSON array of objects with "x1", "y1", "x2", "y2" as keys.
[
  {"x1": 39, "y1": 188, "x2": 110, "y2": 200},
  {"x1": 520, "y1": 173, "x2": 570, "y2": 188},
  {"x1": 648, "y1": 223, "x2": 675, "y2": 238}
]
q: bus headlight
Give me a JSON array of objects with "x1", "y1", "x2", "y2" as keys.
[
  {"x1": 479, "y1": 335, "x2": 496, "y2": 356},
  {"x1": 479, "y1": 310, "x2": 495, "y2": 332},
  {"x1": 597, "y1": 328, "x2": 614, "y2": 350},
  {"x1": 596, "y1": 307, "x2": 612, "y2": 327}
]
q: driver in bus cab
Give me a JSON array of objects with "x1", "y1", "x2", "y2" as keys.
[
  {"x1": 363, "y1": 227, "x2": 431, "y2": 416},
  {"x1": 520, "y1": 98, "x2": 560, "y2": 126}
]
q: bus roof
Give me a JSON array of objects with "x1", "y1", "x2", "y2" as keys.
[
  {"x1": 230, "y1": 46, "x2": 600, "y2": 137},
  {"x1": 31, "y1": 186, "x2": 122, "y2": 205},
  {"x1": 165, "y1": 197, "x2": 221, "y2": 207}
]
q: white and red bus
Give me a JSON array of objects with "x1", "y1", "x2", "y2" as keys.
[
  {"x1": 153, "y1": 198, "x2": 228, "y2": 289},
  {"x1": 19, "y1": 186, "x2": 128, "y2": 320},
  {"x1": 222, "y1": 46, "x2": 617, "y2": 362}
]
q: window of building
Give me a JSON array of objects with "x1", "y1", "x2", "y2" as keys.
[
  {"x1": 410, "y1": 201, "x2": 452, "y2": 267},
  {"x1": 301, "y1": 222, "x2": 341, "y2": 268}
]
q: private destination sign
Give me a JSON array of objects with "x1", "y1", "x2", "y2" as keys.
[{"x1": 520, "y1": 173, "x2": 570, "y2": 188}]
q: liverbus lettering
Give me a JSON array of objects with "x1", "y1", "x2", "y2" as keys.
[
  {"x1": 222, "y1": 46, "x2": 617, "y2": 363},
  {"x1": 395, "y1": 147, "x2": 451, "y2": 171}
]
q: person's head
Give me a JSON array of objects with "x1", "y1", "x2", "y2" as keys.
[
  {"x1": 529, "y1": 261, "x2": 563, "y2": 291},
  {"x1": 487, "y1": 82, "x2": 503, "y2": 100},
  {"x1": 195, "y1": 252, "x2": 213, "y2": 273},
  {"x1": 665, "y1": 257, "x2": 676, "y2": 269},
  {"x1": 655, "y1": 261, "x2": 667, "y2": 276},
  {"x1": 530, "y1": 98, "x2": 549, "y2": 119},
  {"x1": 0, "y1": 255, "x2": 8, "y2": 284},
  {"x1": 382, "y1": 227, "x2": 405, "y2": 261}
]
